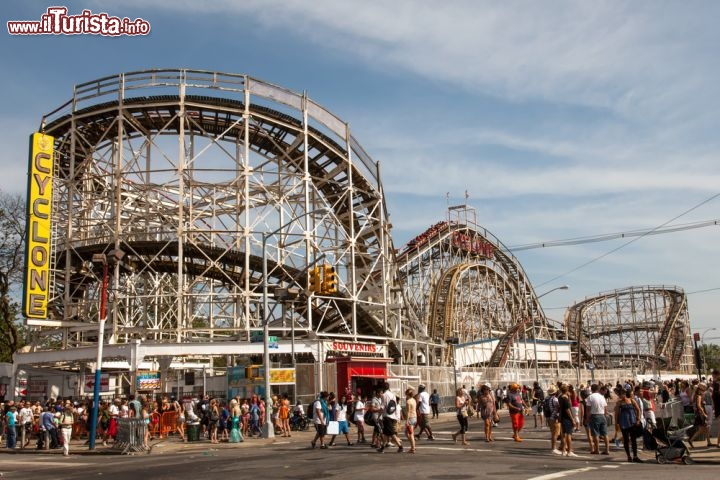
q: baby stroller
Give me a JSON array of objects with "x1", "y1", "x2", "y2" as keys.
[{"x1": 652, "y1": 424, "x2": 694, "y2": 464}]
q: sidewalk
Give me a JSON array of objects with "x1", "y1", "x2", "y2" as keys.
[
  {"x1": 4, "y1": 413, "x2": 720, "y2": 464},
  {"x1": 1, "y1": 428, "x2": 298, "y2": 456}
]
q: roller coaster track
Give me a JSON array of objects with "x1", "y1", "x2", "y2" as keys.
[
  {"x1": 40, "y1": 70, "x2": 396, "y2": 346},
  {"x1": 565, "y1": 286, "x2": 693, "y2": 372},
  {"x1": 398, "y1": 218, "x2": 553, "y2": 367},
  {"x1": 653, "y1": 290, "x2": 688, "y2": 369},
  {"x1": 486, "y1": 317, "x2": 531, "y2": 368}
]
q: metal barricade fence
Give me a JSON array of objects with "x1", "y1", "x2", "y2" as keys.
[
  {"x1": 656, "y1": 399, "x2": 685, "y2": 431},
  {"x1": 112, "y1": 418, "x2": 150, "y2": 454}
]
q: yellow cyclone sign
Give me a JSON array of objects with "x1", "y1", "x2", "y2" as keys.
[{"x1": 23, "y1": 132, "x2": 54, "y2": 319}]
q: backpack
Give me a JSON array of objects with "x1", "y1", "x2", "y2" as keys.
[
  {"x1": 364, "y1": 409, "x2": 375, "y2": 427},
  {"x1": 307, "y1": 402, "x2": 314, "y2": 420},
  {"x1": 535, "y1": 388, "x2": 544, "y2": 402},
  {"x1": 385, "y1": 399, "x2": 397, "y2": 416},
  {"x1": 542, "y1": 396, "x2": 553, "y2": 418},
  {"x1": 100, "y1": 408, "x2": 111, "y2": 428}
]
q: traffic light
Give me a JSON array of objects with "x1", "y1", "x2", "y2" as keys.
[
  {"x1": 310, "y1": 266, "x2": 321, "y2": 293},
  {"x1": 322, "y1": 265, "x2": 337, "y2": 294}
]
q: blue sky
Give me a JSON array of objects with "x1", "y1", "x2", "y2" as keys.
[{"x1": 2, "y1": 1, "x2": 719, "y2": 337}]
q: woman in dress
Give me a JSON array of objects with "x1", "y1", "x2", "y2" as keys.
[
  {"x1": 478, "y1": 384, "x2": 497, "y2": 442},
  {"x1": 451, "y1": 387, "x2": 470, "y2": 446},
  {"x1": 228, "y1": 399, "x2": 243, "y2": 443},
  {"x1": 405, "y1": 388, "x2": 417, "y2": 453}
]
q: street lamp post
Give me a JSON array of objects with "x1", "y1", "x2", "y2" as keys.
[
  {"x1": 88, "y1": 248, "x2": 124, "y2": 450},
  {"x1": 532, "y1": 285, "x2": 569, "y2": 383},
  {"x1": 261, "y1": 209, "x2": 327, "y2": 438},
  {"x1": 536, "y1": 285, "x2": 570, "y2": 299}
]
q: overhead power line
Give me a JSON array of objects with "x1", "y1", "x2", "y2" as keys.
[
  {"x1": 533, "y1": 192, "x2": 720, "y2": 289},
  {"x1": 508, "y1": 218, "x2": 720, "y2": 251}
]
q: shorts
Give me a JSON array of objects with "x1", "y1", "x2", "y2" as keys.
[
  {"x1": 338, "y1": 421, "x2": 349, "y2": 434},
  {"x1": 510, "y1": 412, "x2": 525, "y2": 431},
  {"x1": 531, "y1": 405, "x2": 540, "y2": 415},
  {"x1": 588, "y1": 414, "x2": 607, "y2": 437},
  {"x1": 561, "y1": 418, "x2": 574, "y2": 435},
  {"x1": 406, "y1": 417, "x2": 417, "y2": 427},
  {"x1": 314, "y1": 423, "x2": 327, "y2": 436},
  {"x1": 382, "y1": 418, "x2": 398, "y2": 436}
]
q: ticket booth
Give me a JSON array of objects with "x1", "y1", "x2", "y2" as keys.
[{"x1": 330, "y1": 356, "x2": 391, "y2": 400}]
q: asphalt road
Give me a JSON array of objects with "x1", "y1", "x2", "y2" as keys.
[{"x1": 2, "y1": 414, "x2": 719, "y2": 480}]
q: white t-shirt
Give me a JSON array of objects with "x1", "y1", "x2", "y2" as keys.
[
  {"x1": 418, "y1": 391, "x2": 431, "y2": 415},
  {"x1": 336, "y1": 404, "x2": 347, "y2": 422},
  {"x1": 354, "y1": 400, "x2": 365, "y2": 422},
  {"x1": 313, "y1": 400, "x2": 324, "y2": 425},
  {"x1": 585, "y1": 392, "x2": 607, "y2": 415},
  {"x1": 382, "y1": 390, "x2": 400, "y2": 420},
  {"x1": 19, "y1": 407, "x2": 34, "y2": 425}
]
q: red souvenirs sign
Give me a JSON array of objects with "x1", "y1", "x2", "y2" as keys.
[{"x1": 324, "y1": 341, "x2": 386, "y2": 356}]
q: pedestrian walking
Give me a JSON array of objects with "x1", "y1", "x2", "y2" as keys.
[{"x1": 59, "y1": 402, "x2": 75, "y2": 456}]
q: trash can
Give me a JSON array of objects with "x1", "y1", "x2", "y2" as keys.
[{"x1": 187, "y1": 423, "x2": 200, "y2": 442}]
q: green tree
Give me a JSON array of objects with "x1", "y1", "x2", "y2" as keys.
[
  {"x1": 0, "y1": 190, "x2": 27, "y2": 362},
  {"x1": 701, "y1": 343, "x2": 720, "y2": 374}
]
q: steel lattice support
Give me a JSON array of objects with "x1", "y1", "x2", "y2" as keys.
[{"x1": 32, "y1": 69, "x2": 395, "y2": 365}]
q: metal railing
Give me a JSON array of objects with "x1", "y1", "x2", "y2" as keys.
[{"x1": 112, "y1": 418, "x2": 150, "y2": 454}]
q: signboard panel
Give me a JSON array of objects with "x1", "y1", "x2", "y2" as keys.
[
  {"x1": 83, "y1": 374, "x2": 110, "y2": 392},
  {"x1": 136, "y1": 371, "x2": 161, "y2": 390},
  {"x1": 324, "y1": 341, "x2": 386, "y2": 356},
  {"x1": 23, "y1": 132, "x2": 54, "y2": 319}
]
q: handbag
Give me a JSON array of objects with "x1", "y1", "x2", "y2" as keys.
[
  {"x1": 467, "y1": 404, "x2": 476, "y2": 417},
  {"x1": 327, "y1": 420, "x2": 339, "y2": 435},
  {"x1": 493, "y1": 411, "x2": 500, "y2": 423}
]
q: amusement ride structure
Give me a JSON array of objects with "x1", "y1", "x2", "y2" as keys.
[{"x1": 15, "y1": 70, "x2": 694, "y2": 391}]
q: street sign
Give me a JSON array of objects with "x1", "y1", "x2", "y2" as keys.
[{"x1": 83, "y1": 374, "x2": 110, "y2": 392}]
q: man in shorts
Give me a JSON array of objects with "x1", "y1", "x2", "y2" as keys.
[
  {"x1": 311, "y1": 391, "x2": 329, "y2": 449},
  {"x1": 379, "y1": 381, "x2": 403, "y2": 453},
  {"x1": 585, "y1": 383, "x2": 610, "y2": 455}
]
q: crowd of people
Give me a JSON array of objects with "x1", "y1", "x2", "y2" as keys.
[
  {"x1": 304, "y1": 371, "x2": 720, "y2": 460},
  {"x1": 0, "y1": 391, "x2": 303, "y2": 455},
  {"x1": 4, "y1": 370, "x2": 720, "y2": 462}
]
